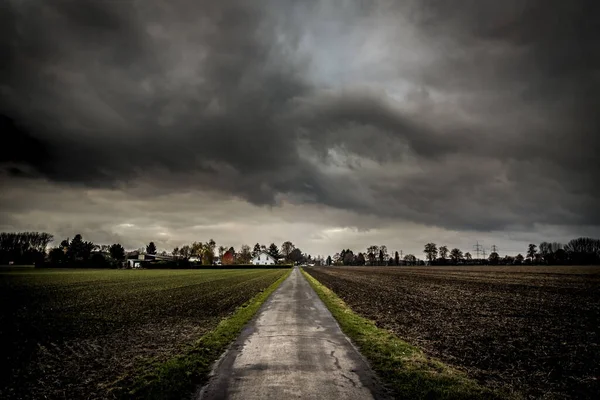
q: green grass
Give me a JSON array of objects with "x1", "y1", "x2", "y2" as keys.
[
  {"x1": 301, "y1": 268, "x2": 514, "y2": 400},
  {"x1": 109, "y1": 268, "x2": 292, "y2": 399}
]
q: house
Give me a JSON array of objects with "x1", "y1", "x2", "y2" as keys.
[
  {"x1": 126, "y1": 252, "x2": 174, "y2": 268},
  {"x1": 126, "y1": 252, "x2": 152, "y2": 268},
  {"x1": 251, "y1": 251, "x2": 276, "y2": 265}
]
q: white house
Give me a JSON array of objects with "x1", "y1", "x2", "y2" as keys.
[{"x1": 251, "y1": 251, "x2": 276, "y2": 265}]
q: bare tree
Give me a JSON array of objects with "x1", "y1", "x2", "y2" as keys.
[
  {"x1": 439, "y1": 245, "x2": 449, "y2": 262},
  {"x1": 202, "y1": 240, "x2": 216, "y2": 265},
  {"x1": 423, "y1": 243, "x2": 437, "y2": 264},
  {"x1": 239, "y1": 245, "x2": 252, "y2": 263},
  {"x1": 565, "y1": 237, "x2": 600, "y2": 264},
  {"x1": 450, "y1": 248, "x2": 463, "y2": 264},
  {"x1": 281, "y1": 241, "x2": 295, "y2": 260},
  {"x1": 380, "y1": 245, "x2": 388, "y2": 260},
  {"x1": 527, "y1": 244, "x2": 537, "y2": 263},
  {"x1": 366, "y1": 245, "x2": 379, "y2": 265},
  {"x1": 191, "y1": 242, "x2": 203, "y2": 259},
  {"x1": 464, "y1": 252, "x2": 472, "y2": 264},
  {"x1": 403, "y1": 254, "x2": 417, "y2": 266},
  {"x1": 180, "y1": 245, "x2": 191, "y2": 260}
]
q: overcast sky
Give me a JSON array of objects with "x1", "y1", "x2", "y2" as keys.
[{"x1": 1, "y1": 0, "x2": 599, "y2": 257}]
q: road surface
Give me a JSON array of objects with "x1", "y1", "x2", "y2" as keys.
[{"x1": 199, "y1": 267, "x2": 389, "y2": 400}]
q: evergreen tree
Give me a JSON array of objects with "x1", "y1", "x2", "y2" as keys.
[
  {"x1": 252, "y1": 243, "x2": 261, "y2": 257},
  {"x1": 109, "y1": 243, "x2": 126, "y2": 261},
  {"x1": 268, "y1": 243, "x2": 280, "y2": 259},
  {"x1": 146, "y1": 241, "x2": 157, "y2": 255},
  {"x1": 356, "y1": 253, "x2": 366, "y2": 265}
]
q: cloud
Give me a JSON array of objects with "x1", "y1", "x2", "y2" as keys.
[
  {"x1": 3, "y1": 178, "x2": 597, "y2": 256},
  {"x1": 1, "y1": 0, "x2": 599, "y2": 243}
]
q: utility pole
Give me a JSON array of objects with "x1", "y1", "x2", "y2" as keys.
[
  {"x1": 491, "y1": 244, "x2": 498, "y2": 253},
  {"x1": 482, "y1": 248, "x2": 487, "y2": 260}
]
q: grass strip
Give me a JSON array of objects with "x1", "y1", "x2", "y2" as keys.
[
  {"x1": 109, "y1": 268, "x2": 292, "y2": 400},
  {"x1": 301, "y1": 268, "x2": 516, "y2": 400}
]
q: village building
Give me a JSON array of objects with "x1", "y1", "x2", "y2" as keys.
[
  {"x1": 126, "y1": 251, "x2": 174, "y2": 268},
  {"x1": 251, "y1": 251, "x2": 276, "y2": 265}
]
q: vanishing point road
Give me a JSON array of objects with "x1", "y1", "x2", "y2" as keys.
[{"x1": 199, "y1": 267, "x2": 389, "y2": 400}]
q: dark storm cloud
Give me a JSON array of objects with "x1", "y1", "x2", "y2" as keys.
[
  {"x1": 1, "y1": 0, "x2": 599, "y2": 233},
  {"x1": 1, "y1": 1, "x2": 309, "y2": 188}
]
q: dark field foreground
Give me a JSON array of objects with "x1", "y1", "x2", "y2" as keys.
[
  {"x1": 304, "y1": 266, "x2": 600, "y2": 399},
  {"x1": 0, "y1": 268, "x2": 288, "y2": 399}
]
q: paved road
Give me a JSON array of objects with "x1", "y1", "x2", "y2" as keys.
[{"x1": 199, "y1": 267, "x2": 388, "y2": 400}]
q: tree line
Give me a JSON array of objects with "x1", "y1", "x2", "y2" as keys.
[
  {"x1": 0, "y1": 232, "x2": 324, "y2": 268},
  {"x1": 328, "y1": 246, "x2": 420, "y2": 266},
  {"x1": 0, "y1": 232, "x2": 54, "y2": 265},
  {"x1": 422, "y1": 238, "x2": 600, "y2": 266},
  {"x1": 1, "y1": 232, "x2": 598, "y2": 268},
  {"x1": 0, "y1": 232, "x2": 129, "y2": 268},
  {"x1": 325, "y1": 237, "x2": 600, "y2": 266},
  {"x1": 46, "y1": 235, "x2": 126, "y2": 268},
  {"x1": 524, "y1": 238, "x2": 600, "y2": 265}
]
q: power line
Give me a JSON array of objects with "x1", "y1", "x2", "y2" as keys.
[
  {"x1": 473, "y1": 241, "x2": 483, "y2": 259},
  {"x1": 491, "y1": 244, "x2": 498, "y2": 253}
]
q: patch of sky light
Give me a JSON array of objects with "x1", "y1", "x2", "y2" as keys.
[
  {"x1": 290, "y1": 0, "x2": 440, "y2": 108},
  {"x1": 321, "y1": 226, "x2": 358, "y2": 240}
]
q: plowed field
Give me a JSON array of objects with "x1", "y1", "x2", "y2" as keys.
[
  {"x1": 0, "y1": 268, "x2": 288, "y2": 399},
  {"x1": 304, "y1": 266, "x2": 600, "y2": 399}
]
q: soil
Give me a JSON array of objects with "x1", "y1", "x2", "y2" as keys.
[
  {"x1": 304, "y1": 266, "x2": 600, "y2": 399},
  {"x1": 0, "y1": 268, "x2": 287, "y2": 399}
]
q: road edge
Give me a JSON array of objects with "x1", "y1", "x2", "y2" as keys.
[{"x1": 194, "y1": 267, "x2": 295, "y2": 399}]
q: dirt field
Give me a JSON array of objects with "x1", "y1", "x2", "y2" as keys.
[
  {"x1": 304, "y1": 266, "x2": 600, "y2": 399},
  {"x1": 0, "y1": 267, "x2": 288, "y2": 399}
]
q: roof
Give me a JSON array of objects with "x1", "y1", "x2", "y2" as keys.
[
  {"x1": 126, "y1": 253, "x2": 174, "y2": 261},
  {"x1": 252, "y1": 251, "x2": 275, "y2": 259}
]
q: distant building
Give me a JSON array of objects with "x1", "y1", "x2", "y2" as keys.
[
  {"x1": 126, "y1": 251, "x2": 174, "y2": 268},
  {"x1": 251, "y1": 251, "x2": 276, "y2": 265},
  {"x1": 222, "y1": 250, "x2": 235, "y2": 265}
]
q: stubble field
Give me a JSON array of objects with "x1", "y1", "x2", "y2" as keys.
[
  {"x1": 303, "y1": 265, "x2": 600, "y2": 399},
  {"x1": 0, "y1": 267, "x2": 288, "y2": 399}
]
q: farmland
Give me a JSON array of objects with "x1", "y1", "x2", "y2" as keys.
[
  {"x1": 0, "y1": 267, "x2": 289, "y2": 399},
  {"x1": 303, "y1": 266, "x2": 600, "y2": 399}
]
